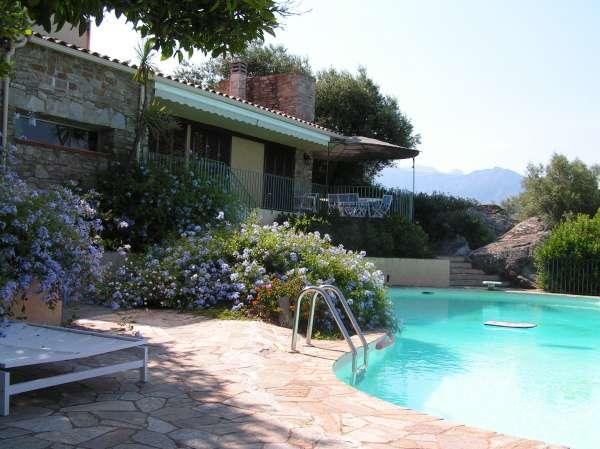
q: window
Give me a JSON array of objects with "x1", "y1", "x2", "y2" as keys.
[
  {"x1": 150, "y1": 120, "x2": 231, "y2": 165},
  {"x1": 15, "y1": 115, "x2": 98, "y2": 152},
  {"x1": 264, "y1": 143, "x2": 295, "y2": 178},
  {"x1": 190, "y1": 125, "x2": 231, "y2": 165}
]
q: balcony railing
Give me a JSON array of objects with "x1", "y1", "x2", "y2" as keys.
[{"x1": 145, "y1": 152, "x2": 414, "y2": 220}]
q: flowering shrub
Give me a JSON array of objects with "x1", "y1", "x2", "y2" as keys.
[
  {"x1": 0, "y1": 168, "x2": 103, "y2": 317},
  {"x1": 98, "y1": 228, "x2": 245, "y2": 311},
  {"x1": 226, "y1": 222, "x2": 395, "y2": 332},
  {"x1": 96, "y1": 161, "x2": 242, "y2": 251},
  {"x1": 100, "y1": 220, "x2": 396, "y2": 334}
]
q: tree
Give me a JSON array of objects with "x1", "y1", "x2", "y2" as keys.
[
  {"x1": 314, "y1": 67, "x2": 420, "y2": 185},
  {"x1": 4, "y1": 1, "x2": 289, "y2": 62},
  {"x1": 173, "y1": 40, "x2": 312, "y2": 88},
  {"x1": 510, "y1": 153, "x2": 600, "y2": 224},
  {"x1": 0, "y1": 1, "x2": 31, "y2": 78}
]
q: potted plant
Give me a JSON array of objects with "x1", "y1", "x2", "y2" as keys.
[{"x1": 252, "y1": 274, "x2": 304, "y2": 327}]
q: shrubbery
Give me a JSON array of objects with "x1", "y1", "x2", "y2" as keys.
[
  {"x1": 100, "y1": 221, "x2": 396, "y2": 334},
  {"x1": 280, "y1": 214, "x2": 432, "y2": 258},
  {"x1": 96, "y1": 162, "x2": 242, "y2": 251},
  {"x1": 0, "y1": 167, "x2": 103, "y2": 317},
  {"x1": 414, "y1": 192, "x2": 493, "y2": 251},
  {"x1": 535, "y1": 211, "x2": 600, "y2": 295}
]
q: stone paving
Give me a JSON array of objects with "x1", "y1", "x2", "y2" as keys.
[{"x1": 0, "y1": 305, "x2": 567, "y2": 449}]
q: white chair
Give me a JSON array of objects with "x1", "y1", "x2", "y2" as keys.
[
  {"x1": 369, "y1": 194, "x2": 393, "y2": 218},
  {"x1": 294, "y1": 193, "x2": 318, "y2": 213}
]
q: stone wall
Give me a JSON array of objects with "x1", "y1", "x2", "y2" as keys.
[
  {"x1": 218, "y1": 73, "x2": 316, "y2": 122},
  {"x1": 5, "y1": 41, "x2": 139, "y2": 187},
  {"x1": 16, "y1": 142, "x2": 109, "y2": 189}
]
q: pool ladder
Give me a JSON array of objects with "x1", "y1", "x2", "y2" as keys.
[{"x1": 291, "y1": 284, "x2": 368, "y2": 384}]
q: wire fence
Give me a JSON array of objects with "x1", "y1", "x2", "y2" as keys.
[
  {"x1": 538, "y1": 257, "x2": 600, "y2": 296},
  {"x1": 145, "y1": 152, "x2": 414, "y2": 220}
]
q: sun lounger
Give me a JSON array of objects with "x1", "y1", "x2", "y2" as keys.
[{"x1": 0, "y1": 322, "x2": 147, "y2": 416}]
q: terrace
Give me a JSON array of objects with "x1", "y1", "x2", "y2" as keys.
[{"x1": 0, "y1": 305, "x2": 563, "y2": 449}]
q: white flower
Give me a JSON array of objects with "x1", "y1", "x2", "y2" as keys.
[
  {"x1": 216, "y1": 211, "x2": 225, "y2": 220},
  {"x1": 117, "y1": 220, "x2": 129, "y2": 229}
]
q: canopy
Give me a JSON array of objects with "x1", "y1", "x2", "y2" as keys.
[{"x1": 314, "y1": 135, "x2": 419, "y2": 161}]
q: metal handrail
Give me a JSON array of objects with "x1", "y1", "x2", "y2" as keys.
[
  {"x1": 291, "y1": 285, "x2": 368, "y2": 383},
  {"x1": 321, "y1": 285, "x2": 368, "y2": 369}
]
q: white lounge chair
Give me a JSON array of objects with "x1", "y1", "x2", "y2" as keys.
[{"x1": 0, "y1": 322, "x2": 147, "y2": 416}]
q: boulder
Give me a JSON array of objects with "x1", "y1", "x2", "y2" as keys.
[
  {"x1": 437, "y1": 236, "x2": 471, "y2": 257},
  {"x1": 468, "y1": 204, "x2": 515, "y2": 239},
  {"x1": 469, "y1": 216, "x2": 551, "y2": 288}
]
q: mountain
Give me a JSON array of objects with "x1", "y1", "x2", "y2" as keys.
[{"x1": 377, "y1": 165, "x2": 523, "y2": 204}]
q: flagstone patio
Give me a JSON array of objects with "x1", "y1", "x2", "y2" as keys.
[{"x1": 0, "y1": 305, "x2": 566, "y2": 449}]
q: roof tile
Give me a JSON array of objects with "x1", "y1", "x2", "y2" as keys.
[{"x1": 31, "y1": 33, "x2": 336, "y2": 133}]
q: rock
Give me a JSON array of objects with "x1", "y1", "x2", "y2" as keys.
[
  {"x1": 12, "y1": 416, "x2": 72, "y2": 433},
  {"x1": 437, "y1": 236, "x2": 471, "y2": 257},
  {"x1": 469, "y1": 217, "x2": 551, "y2": 288},
  {"x1": 468, "y1": 204, "x2": 515, "y2": 239},
  {"x1": 146, "y1": 417, "x2": 176, "y2": 434}
]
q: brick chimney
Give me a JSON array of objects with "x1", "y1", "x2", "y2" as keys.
[
  {"x1": 228, "y1": 61, "x2": 247, "y2": 99},
  {"x1": 216, "y1": 64, "x2": 316, "y2": 122}
]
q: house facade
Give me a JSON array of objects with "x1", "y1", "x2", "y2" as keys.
[{"x1": 1, "y1": 32, "x2": 418, "y2": 218}]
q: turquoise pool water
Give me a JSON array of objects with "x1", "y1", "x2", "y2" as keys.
[{"x1": 334, "y1": 288, "x2": 600, "y2": 449}]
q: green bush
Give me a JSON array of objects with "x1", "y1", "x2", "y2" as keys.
[
  {"x1": 535, "y1": 211, "x2": 600, "y2": 295},
  {"x1": 280, "y1": 214, "x2": 432, "y2": 258},
  {"x1": 414, "y1": 192, "x2": 493, "y2": 251},
  {"x1": 95, "y1": 161, "x2": 242, "y2": 251}
]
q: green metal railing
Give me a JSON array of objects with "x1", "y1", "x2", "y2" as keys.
[
  {"x1": 146, "y1": 152, "x2": 258, "y2": 216},
  {"x1": 144, "y1": 152, "x2": 414, "y2": 220}
]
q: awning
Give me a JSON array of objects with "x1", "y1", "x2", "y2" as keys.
[
  {"x1": 314, "y1": 135, "x2": 419, "y2": 161},
  {"x1": 154, "y1": 79, "x2": 334, "y2": 148}
]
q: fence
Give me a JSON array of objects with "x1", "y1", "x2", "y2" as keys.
[
  {"x1": 539, "y1": 258, "x2": 600, "y2": 297},
  {"x1": 145, "y1": 152, "x2": 414, "y2": 220}
]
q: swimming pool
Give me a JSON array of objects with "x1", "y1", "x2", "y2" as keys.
[{"x1": 334, "y1": 288, "x2": 600, "y2": 449}]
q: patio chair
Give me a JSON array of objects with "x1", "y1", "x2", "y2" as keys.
[
  {"x1": 294, "y1": 193, "x2": 318, "y2": 213},
  {"x1": 0, "y1": 322, "x2": 148, "y2": 415},
  {"x1": 327, "y1": 194, "x2": 343, "y2": 213},
  {"x1": 369, "y1": 194, "x2": 393, "y2": 218}
]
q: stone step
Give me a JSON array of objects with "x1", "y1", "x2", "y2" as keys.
[
  {"x1": 450, "y1": 267, "x2": 485, "y2": 275},
  {"x1": 449, "y1": 262, "x2": 473, "y2": 269},
  {"x1": 450, "y1": 279, "x2": 505, "y2": 287},
  {"x1": 450, "y1": 273, "x2": 502, "y2": 281},
  {"x1": 438, "y1": 256, "x2": 468, "y2": 262}
]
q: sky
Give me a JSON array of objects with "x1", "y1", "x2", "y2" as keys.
[{"x1": 91, "y1": 0, "x2": 600, "y2": 175}]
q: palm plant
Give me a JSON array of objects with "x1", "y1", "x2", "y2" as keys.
[{"x1": 132, "y1": 40, "x2": 157, "y2": 161}]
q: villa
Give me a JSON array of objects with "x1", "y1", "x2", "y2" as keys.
[
  {"x1": 2, "y1": 29, "x2": 418, "y2": 221},
  {"x1": 3, "y1": 18, "x2": 597, "y2": 449}
]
